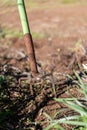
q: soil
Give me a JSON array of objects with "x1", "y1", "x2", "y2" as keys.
[{"x1": 0, "y1": 2, "x2": 87, "y2": 130}]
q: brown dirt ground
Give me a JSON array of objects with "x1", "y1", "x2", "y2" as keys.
[{"x1": 0, "y1": 2, "x2": 87, "y2": 130}]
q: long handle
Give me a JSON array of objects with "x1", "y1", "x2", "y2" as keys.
[{"x1": 17, "y1": 0, "x2": 38, "y2": 76}]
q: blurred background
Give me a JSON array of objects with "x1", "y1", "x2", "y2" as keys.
[
  {"x1": 0, "y1": 0, "x2": 87, "y2": 40},
  {"x1": 0, "y1": 0, "x2": 87, "y2": 71}
]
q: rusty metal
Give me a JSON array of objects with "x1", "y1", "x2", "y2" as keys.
[{"x1": 24, "y1": 33, "x2": 38, "y2": 76}]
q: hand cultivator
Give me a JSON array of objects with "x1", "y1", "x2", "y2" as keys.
[
  {"x1": 17, "y1": 0, "x2": 67, "y2": 96},
  {"x1": 17, "y1": 0, "x2": 56, "y2": 95}
]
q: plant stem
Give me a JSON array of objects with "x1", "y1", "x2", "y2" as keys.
[{"x1": 17, "y1": 0, "x2": 38, "y2": 76}]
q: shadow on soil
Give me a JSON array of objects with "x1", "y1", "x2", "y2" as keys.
[{"x1": 0, "y1": 69, "x2": 74, "y2": 130}]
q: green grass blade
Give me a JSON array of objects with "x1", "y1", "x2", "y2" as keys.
[
  {"x1": 44, "y1": 116, "x2": 85, "y2": 130},
  {"x1": 66, "y1": 101, "x2": 87, "y2": 116},
  {"x1": 55, "y1": 98, "x2": 87, "y2": 116},
  {"x1": 74, "y1": 72, "x2": 84, "y2": 86},
  {"x1": 43, "y1": 112, "x2": 52, "y2": 121}
]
